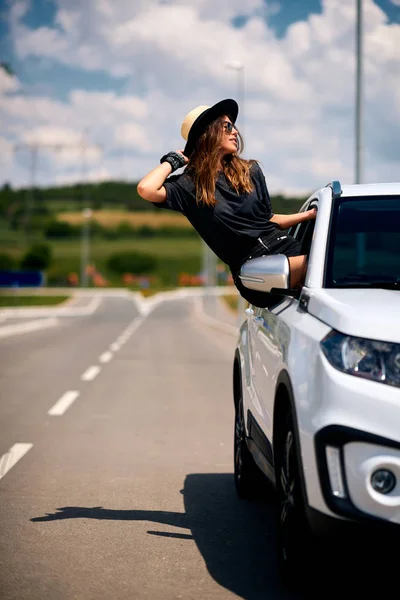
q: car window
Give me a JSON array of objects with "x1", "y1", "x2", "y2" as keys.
[
  {"x1": 291, "y1": 201, "x2": 317, "y2": 256},
  {"x1": 286, "y1": 201, "x2": 312, "y2": 238},
  {"x1": 325, "y1": 196, "x2": 400, "y2": 288}
]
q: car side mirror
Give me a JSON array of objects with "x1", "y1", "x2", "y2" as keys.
[{"x1": 238, "y1": 255, "x2": 300, "y2": 298}]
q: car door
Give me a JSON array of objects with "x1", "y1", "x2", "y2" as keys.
[
  {"x1": 251, "y1": 202, "x2": 318, "y2": 442},
  {"x1": 245, "y1": 304, "x2": 265, "y2": 419}
]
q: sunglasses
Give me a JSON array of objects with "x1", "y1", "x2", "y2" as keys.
[{"x1": 223, "y1": 121, "x2": 237, "y2": 134}]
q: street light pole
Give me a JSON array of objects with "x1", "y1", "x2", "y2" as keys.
[
  {"x1": 355, "y1": 0, "x2": 366, "y2": 269},
  {"x1": 27, "y1": 144, "x2": 38, "y2": 240},
  {"x1": 355, "y1": 0, "x2": 363, "y2": 184},
  {"x1": 80, "y1": 208, "x2": 92, "y2": 288},
  {"x1": 226, "y1": 60, "x2": 246, "y2": 325},
  {"x1": 78, "y1": 136, "x2": 102, "y2": 288},
  {"x1": 226, "y1": 61, "x2": 244, "y2": 134},
  {"x1": 79, "y1": 136, "x2": 94, "y2": 288},
  {"x1": 14, "y1": 140, "x2": 101, "y2": 246},
  {"x1": 237, "y1": 63, "x2": 245, "y2": 134}
]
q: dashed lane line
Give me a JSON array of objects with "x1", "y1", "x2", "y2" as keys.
[
  {"x1": 48, "y1": 390, "x2": 80, "y2": 416},
  {"x1": 0, "y1": 294, "x2": 235, "y2": 488},
  {"x1": 0, "y1": 443, "x2": 33, "y2": 482},
  {"x1": 81, "y1": 365, "x2": 101, "y2": 382},
  {"x1": 99, "y1": 351, "x2": 113, "y2": 363},
  {"x1": 47, "y1": 315, "x2": 146, "y2": 418}
]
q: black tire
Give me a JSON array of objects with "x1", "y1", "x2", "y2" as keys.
[
  {"x1": 234, "y1": 392, "x2": 264, "y2": 499},
  {"x1": 275, "y1": 412, "x2": 316, "y2": 590}
]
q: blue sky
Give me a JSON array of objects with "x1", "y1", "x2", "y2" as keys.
[{"x1": 0, "y1": 0, "x2": 399, "y2": 194}]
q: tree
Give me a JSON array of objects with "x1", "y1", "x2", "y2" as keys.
[{"x1": 20, "y1": 243, "x2": 53, "y2": 271}]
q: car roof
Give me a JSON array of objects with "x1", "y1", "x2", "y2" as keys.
[{"x1": 340, "y1": 182, "x2": 400, "y2": 197}]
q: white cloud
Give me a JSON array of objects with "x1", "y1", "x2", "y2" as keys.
[
  {"x1": 0, "y1": 69, "x2": 20, "y2": 93},
  {"x1": 23, "y1": 126, "x2": 84, "y2": 146},
  {"x1": 56, "y1": 167, "x2": 112, "y2": 185},
  {"x1": 1, "y1": 0, "x2": 399, "y2": 194},
  {"x1": 9, "y1": 0, "x2": 30, "y2": 22},
  {"x1": 0, "y1": 136, "x2": 13, "y2": 166},
  {"x1": 114, "y1": 123, "x2": 152, "y2": 152},
  {"x1": 23, "y1": 126, "x2": 102, "y2": 165}
]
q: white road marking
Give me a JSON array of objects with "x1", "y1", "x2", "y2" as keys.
[
  {"x1": 81, "y1": 365, "x2": 101, "y2": 381},
  {"x1": 0, "y1": 317, "x2": 58, "y2": 339},
  {"x1": 0, "y1": 443, "x2": 33, "y2": 482},
  {"x1": 48, "y1": 390, "x2": 80, "y2": 416},
  {"x1": 0, "y1": 295, "x2": 101, "y2": 319},
  {"x1": 108, "y1": 315, "x2": 147, "y2": 352},
  {"x1": 124, "y1": 316, "x2": 145, "y2": 337},
  {"x1": 99, "y1": 351, "x2": 113, "y2": 363}
]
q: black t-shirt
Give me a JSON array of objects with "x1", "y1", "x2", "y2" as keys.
[{"x1": 152, "y1": 161, "x2": 279, "y2": 270}]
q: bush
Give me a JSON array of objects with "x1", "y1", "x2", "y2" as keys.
[
  {"x1": 0, "y1": 252, "x2": 15, "y2": 270},
  {"x1": 102, "y1": 228, "x2": 119, "y2": 240},
  {"x1": 20, "y1": 243, "x2": 52, "y2": 271},
  {"x1": 89, "y1": 220, "x2": 107, "y2": 238},
  {"x1": 45, "y1": 219, "x2": 79, "y2": 239},
  {"x1": 107, "y1": 250, "x2": 157, "y2": 275},
  {"x1": 116, "y1": 222, "x2": 136, "y2": 237},
  {"x1": 156, "y1": 226, "x2": 197, "y2": 238},
  {"x1": 136, "y1": 225, "x2": 156, "y2": 238},
  {"x1": 156, "y1": 255, "x2": 201, "y2": 285},
  {"x1": 29, "y1": 215, "x2": 52, "y2": 232},
  {"x1": 46, "y1": 265, "x2": 70, "y2": 286}
]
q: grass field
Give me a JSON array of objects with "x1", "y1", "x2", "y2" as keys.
[
  {"x1": 58, "y1": 210, "x2": 191, "y2": 228},
  {"x1": 1, "y1": 237, "x2": 202, "y2": 262},
  {"x1": 0, "y1": 295, "x2": 69, "y2": 307},
  {"x1": 51, "y1": 237, "x2": 201, "y2": 257},
  {"x1": 0, "y1": 236, "x2": 204, "y2": 287}
]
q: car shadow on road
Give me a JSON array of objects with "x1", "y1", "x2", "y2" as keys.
[
  {"x1": 30, "y1": 473, "x2": 301, "y2": 599},
  {"x1": 31, "y1": 473, "x2": 391, "y2": 600}
]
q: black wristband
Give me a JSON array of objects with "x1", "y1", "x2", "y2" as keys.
[{"x1": 160, "y1": 151, "x2": 186, "y2": 172}]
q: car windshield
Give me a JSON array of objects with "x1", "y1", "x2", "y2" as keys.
[{"x1": 325, "y1": 196, "x2": 400, "y2": 289}]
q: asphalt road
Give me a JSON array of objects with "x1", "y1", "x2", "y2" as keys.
[
  {"x1": 0, "y1": 294, "x2": 295, "y2": 600},
  {"x1": 0, "y1": 293, "x2": 388, "y2": 600}
]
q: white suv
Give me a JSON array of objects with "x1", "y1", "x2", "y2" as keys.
[{"x1": 233, "y1": 181, "x2": 400, "y2": 587}]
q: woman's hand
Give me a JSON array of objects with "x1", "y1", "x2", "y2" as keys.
[
  {"x1": 306, "y1": 207, "x2": 318, "y2": 220},
  {"x1": 137, "y1": 150, "x2": 189, "y2": 204},
  {"x1": 176, "y1": 150, "x2": 189, "y2": 165},
  {"x1": 270, "y1": 206, "x2": 317, "y2": 230}
]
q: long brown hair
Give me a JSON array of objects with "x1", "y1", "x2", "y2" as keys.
[{"x1": 186, "y1": 115, "x2": 256, "y2": 207}]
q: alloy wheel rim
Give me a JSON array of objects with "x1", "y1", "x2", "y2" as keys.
[
  {"x1": 235, "y1": 401, "x2": 244, "y2": 480},
  {"x1": 279, "y1": 430, "x2": 296, "y2": 561}
]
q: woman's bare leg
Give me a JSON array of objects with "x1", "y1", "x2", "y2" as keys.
[{"x1": 288, "y1": 255, "x2": 308, "y2": 289}]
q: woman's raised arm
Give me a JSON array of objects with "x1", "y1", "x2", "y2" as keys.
[
  {"x1": 137, "y1": 163, "x2": 171, "y2": 204},
  {"x1": 137, "y1": 150, "x2": 188, "y2": 203},
  {"x1": 270, "y1": 207, "x2": 317, "y2": 230}
]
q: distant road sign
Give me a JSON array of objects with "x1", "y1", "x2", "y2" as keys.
[{"x1": 0, "y1": 270, "x2": 44, "y2": 287}]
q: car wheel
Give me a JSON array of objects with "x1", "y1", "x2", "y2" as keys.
[
  {"x1": 234, "y1": 392, "x2": 264, "y2": 499},
  {"x1": 276, "y1": 412, "x2": 315, "y2": 589}
]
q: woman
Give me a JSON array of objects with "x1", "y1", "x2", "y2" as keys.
[{"x1": 137, "y1": 99, "x2": 316, "y2": 308}]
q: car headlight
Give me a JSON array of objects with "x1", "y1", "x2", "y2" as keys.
[{"x1": 321, "y1": 331, "x2": 400, "y2": 388}]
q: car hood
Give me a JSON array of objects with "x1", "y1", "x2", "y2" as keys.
[{"x1": 306, "y1": 288, "x2": 400, "y2": 343}]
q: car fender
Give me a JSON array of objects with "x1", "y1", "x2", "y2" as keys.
[{"x1": 274, "y1": 370, "x2": 310, "y2": 508}]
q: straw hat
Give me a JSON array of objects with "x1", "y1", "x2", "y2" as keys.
[{"x1": 181, "y1": 98, "x2": 238, "y2": 157}]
